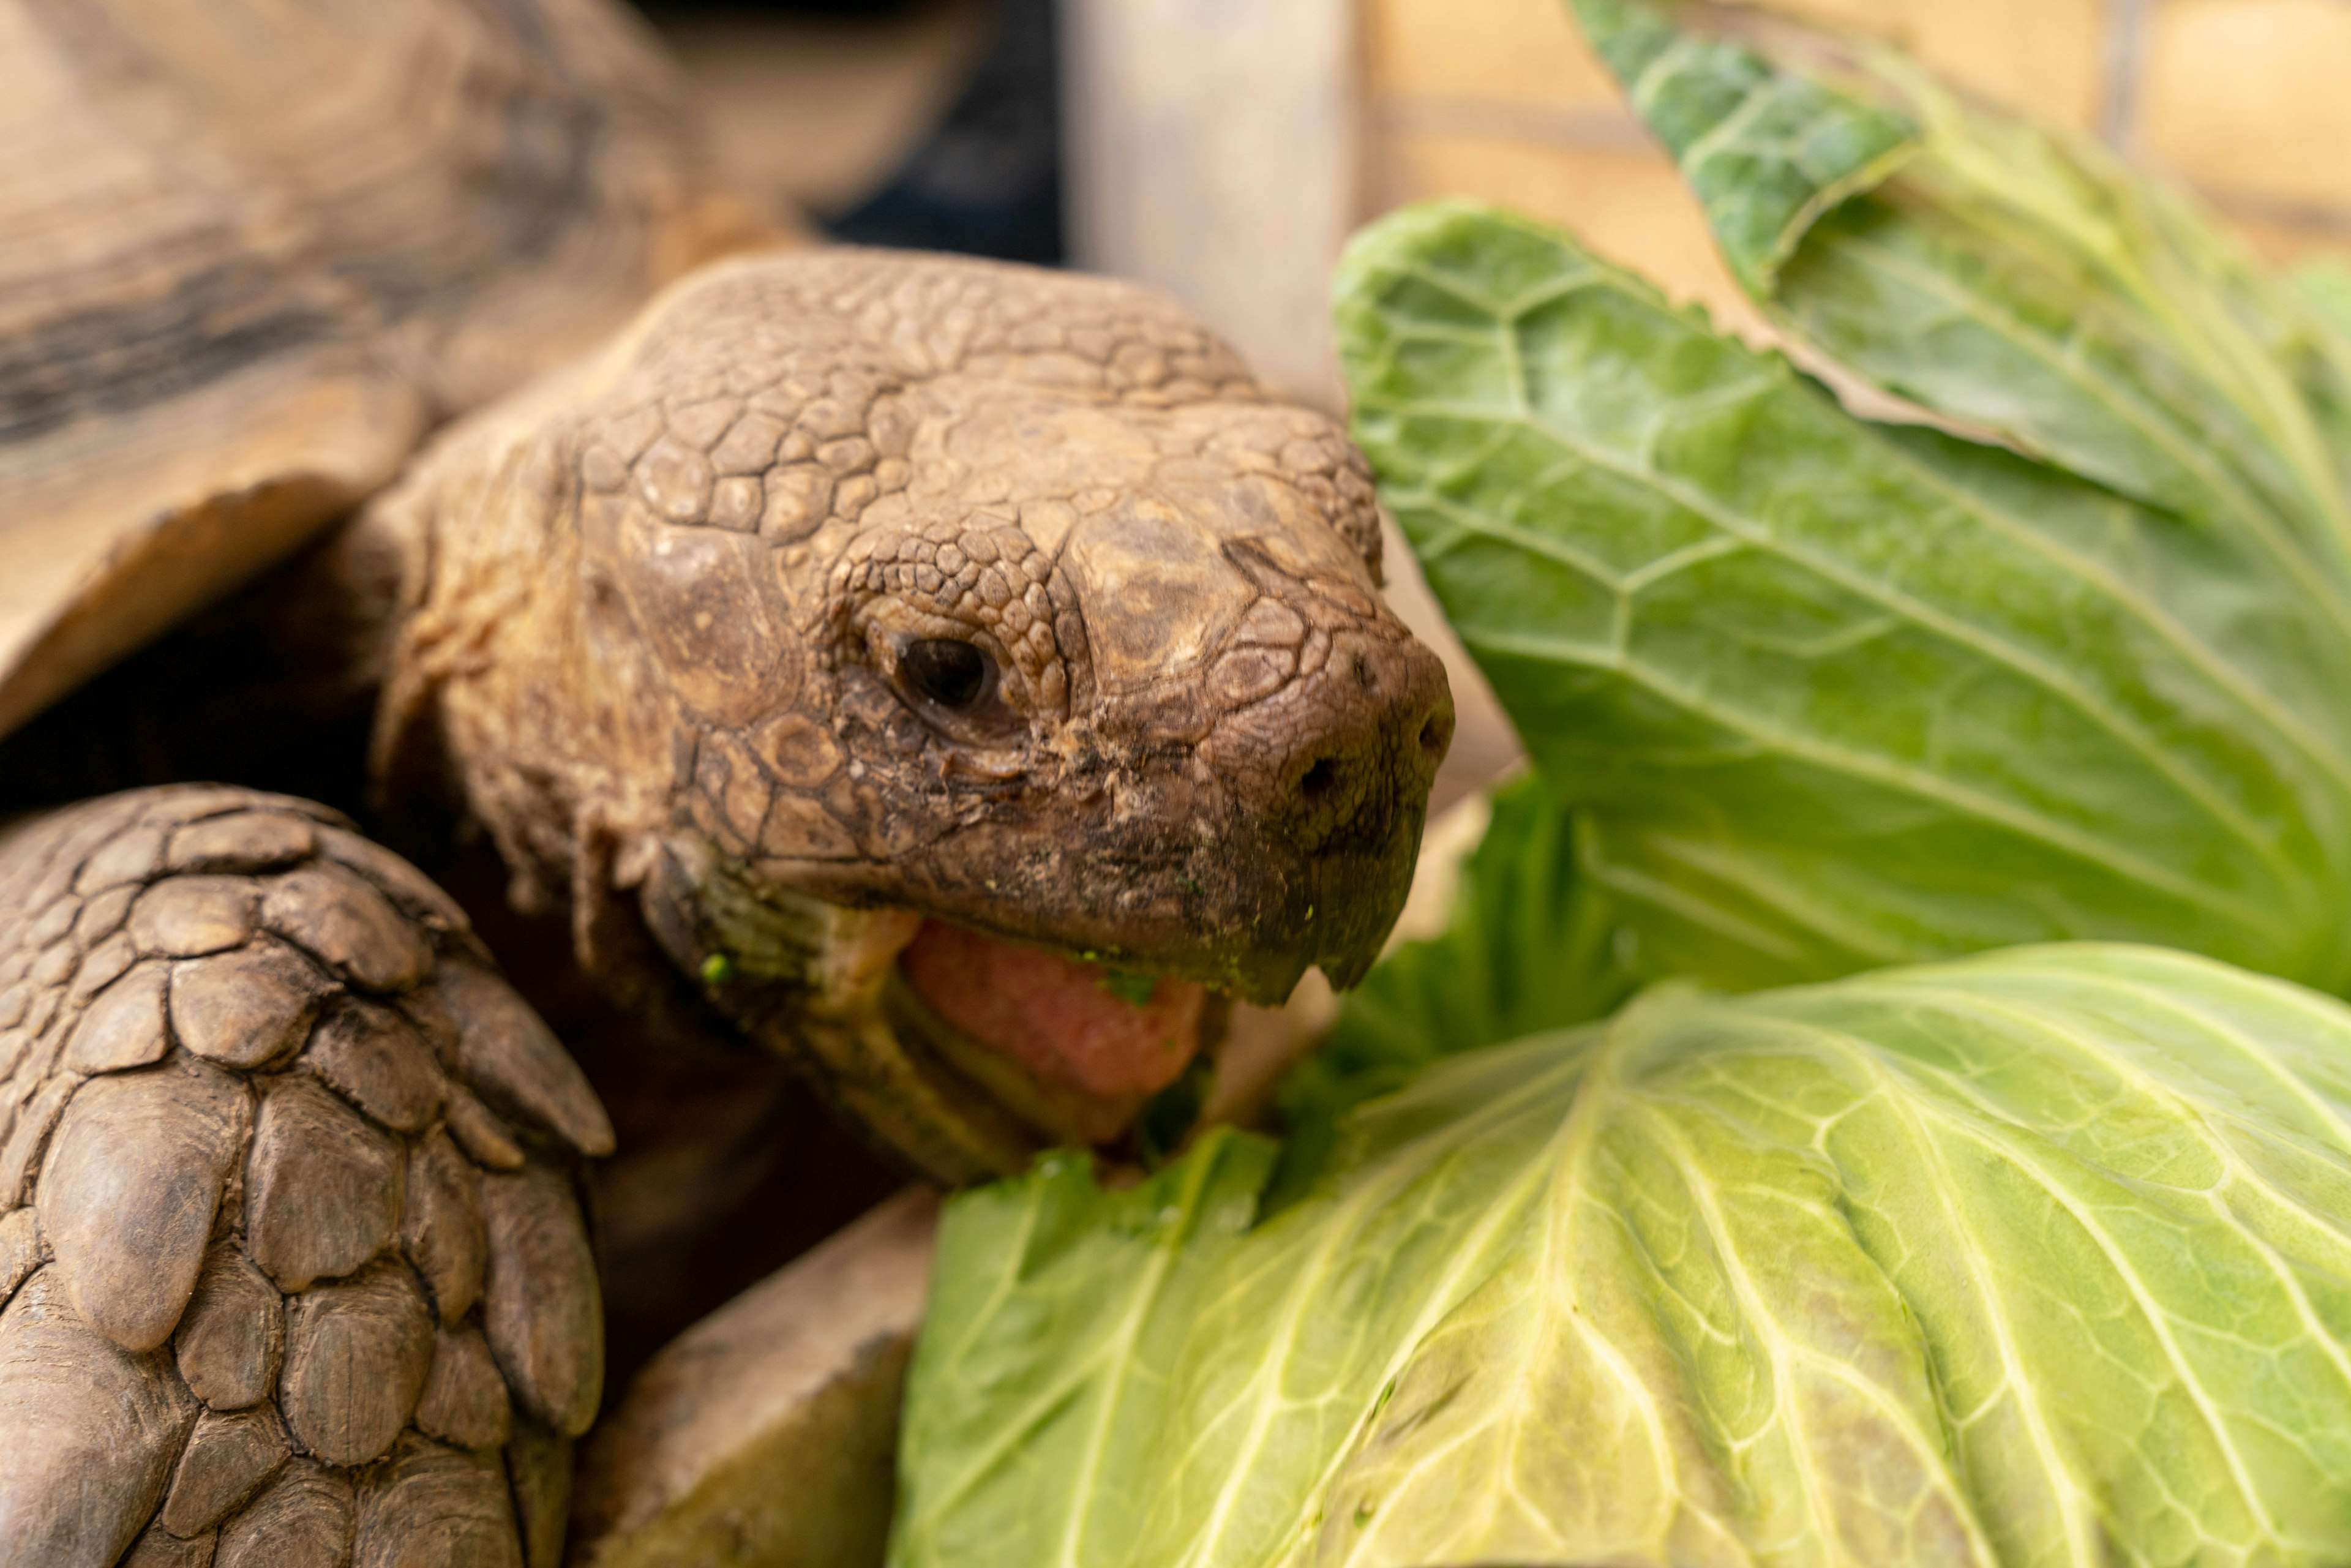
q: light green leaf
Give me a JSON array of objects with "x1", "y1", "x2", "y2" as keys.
[
  {"x1": 2304, "y1": 263, "x2": 2351, "y2": 345},
  {"x1": 893, "y1": 943, "x2": 2351, "y2": 1567},
  {"x1": 2292, "y1": 260, "x2": 2351, "y2": 506},
  {"x1": 1334, "y1": 201, "x2": 2351, "y2": 993}
]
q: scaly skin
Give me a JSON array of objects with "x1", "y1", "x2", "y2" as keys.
[
  {"x1": 362, "y1": 249, "x2": 1455, "y2": 1179},
  {"x1": 0, "y1": 786, "x2": 603, "y2": 1567}
]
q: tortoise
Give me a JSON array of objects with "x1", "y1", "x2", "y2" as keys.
[{"x1": 0, "y1": 0, "x2": 1456, "y2": 1562}]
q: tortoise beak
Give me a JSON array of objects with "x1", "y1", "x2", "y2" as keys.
[{"x1": 1205, "y1": 629, "x2": 1457, "y2": 1003}]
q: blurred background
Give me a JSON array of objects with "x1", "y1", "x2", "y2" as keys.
[
  {"x1": 634, "y1": 0, "x2": 2351, "y2": 816},
  {"x1": 648, "y1": 0, "x2": 2351, "y2": 371}
]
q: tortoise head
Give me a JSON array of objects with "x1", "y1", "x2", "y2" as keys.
[{"x1": 384, "y1": 250, "x2": 1452, "y2": 1179}]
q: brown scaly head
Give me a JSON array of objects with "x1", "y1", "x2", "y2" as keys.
[{"x1": 368, "y1": 249, "x2": 1453, "y2": 1180}]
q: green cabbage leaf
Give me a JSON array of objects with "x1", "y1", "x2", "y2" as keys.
[
  {"x1": 891, "y1": 942, "x2": 2351, "y2": 1567},
  {"x1": 1573, "y1": 0, "x2": 2351, "y2": 584},
  {"x1": 1335, "y1": 199, "x2": 2351, "y2": 993}
]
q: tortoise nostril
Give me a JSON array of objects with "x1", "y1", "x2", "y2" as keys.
[
  {"x1": 1418, "y1": 716, "x2": 1445, "y2": 754},
  {"x1": 1299, "y1": 757, "x2": 1340, "y2": 800}
]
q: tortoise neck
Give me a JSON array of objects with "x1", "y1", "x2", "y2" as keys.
[{"x1": 363, "y1": 418, "x2": 671, "y2": 924}]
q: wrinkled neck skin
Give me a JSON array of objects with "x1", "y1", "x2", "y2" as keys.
[{"x1": 359, "y1": 251, "x2": 1452, "y2": 1180}]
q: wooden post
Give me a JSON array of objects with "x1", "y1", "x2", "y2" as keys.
[{"x1": 1059, "y1": 0, "x2": 1361, "y2": 408}]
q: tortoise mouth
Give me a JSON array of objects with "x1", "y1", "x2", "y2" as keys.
[
  {"x1": 877, "y1": 917, "x2": 1229, "y2": 1154},
  {"x1": 778, "y1": 907, "x2": 1232, "y2": 1182},
  {"x1": 892, "y1": 918, "x2": 1217, "y2": 1142},
  {"x1": 648, "y1": 837, "x2": 1241, "y2": 1182}
]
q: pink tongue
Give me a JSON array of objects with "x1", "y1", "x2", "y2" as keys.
[{"x1": 898, "y1": 920, "x2": 1205, "y2": 1101}]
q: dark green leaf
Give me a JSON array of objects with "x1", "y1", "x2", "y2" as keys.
[
  {"x1": 1335, "y1": 201, "x2": 2351, "y2": 994},
  {"x1": 1100, "y1": 969, "x2": 1161, "y2": 1008},
  {"x1": 1572, "y1": 0, "x2": 1916, "y2": 294},
  {"x1": 1575, "y1": 0, "x2": 2351, "y2": 599}
]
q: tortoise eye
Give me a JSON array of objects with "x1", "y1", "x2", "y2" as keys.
[{"x1": 901, "y1": 639, "x2": 994, "y2": 710}]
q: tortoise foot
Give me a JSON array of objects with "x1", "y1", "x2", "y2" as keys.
[{"x1": 0, "y1": 786, "x2": 610, "y2": 1568}]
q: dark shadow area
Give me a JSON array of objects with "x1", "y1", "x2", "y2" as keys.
[
  {"x1": 634, "y1": 0, "x2": 1062, "y2": 263},
  {"x1": 823, "y1": 0, "x2": 1060, "y2": 264}
]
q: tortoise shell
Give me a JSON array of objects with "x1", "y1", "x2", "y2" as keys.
[{"x1": 0, "y1": 0, "x2": 768, "y2": 740}]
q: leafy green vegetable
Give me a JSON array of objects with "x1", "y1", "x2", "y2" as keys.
[
  {"x1": 1335, "y1": 200, "x2": 2351, "y2": 994},
  {"x1": 1578, "y1": 0, "x2": 2351, "y2": 594},
  {"x1": 893, "y1": 944, "x2": 2351, "y2": 1567},
  {"x1": 1569, "y1": 0, "x2": 1915, "y2": 296},
  {"x1": 1273, "y1": 773, "x2": 1633, "y2": 1199},
  {"x1": 1330, "y1": 0, "x2": 2351, "y2": 997},
  {"x1": 1101, "y1": 969, "x2": 1162, "y2": 1008}
]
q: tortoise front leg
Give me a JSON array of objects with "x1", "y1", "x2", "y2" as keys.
[{"x1": 0, "y1": 786, "x2": 609, "y2": 1568}]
